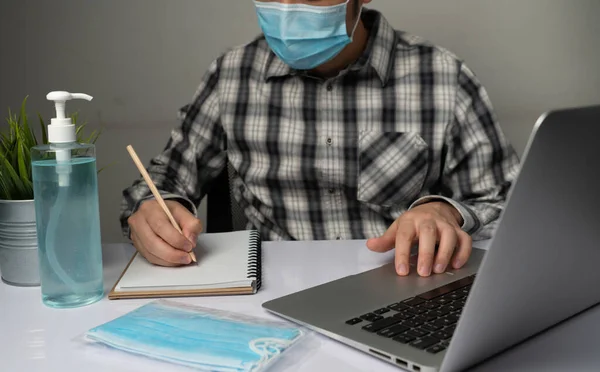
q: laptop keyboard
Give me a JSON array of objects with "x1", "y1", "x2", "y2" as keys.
[{"x1": 345, "y1": 274, "x2": 475, "y2": 354}]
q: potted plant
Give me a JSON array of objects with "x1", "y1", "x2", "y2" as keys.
[{"x1": 0, "y1": 96, "x2": 102, "y2": 286}]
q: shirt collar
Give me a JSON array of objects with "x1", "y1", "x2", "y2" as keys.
[
  {"x1": 264, "y1": 9, "x2": 399, "y2": 86},
  {"x1": 264, "y1": 53, "x2": 292, "y2": 81}
]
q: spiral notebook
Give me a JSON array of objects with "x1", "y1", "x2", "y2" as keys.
[{"x1": 109, "y1": 230, "x2": 262, "y2": 300}]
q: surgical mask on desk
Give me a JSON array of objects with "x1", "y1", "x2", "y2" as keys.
[{"x1": 84, "y1": 300, "x2": 306, "y2": 372}]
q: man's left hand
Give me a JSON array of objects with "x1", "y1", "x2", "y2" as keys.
[{"x1": 366, "y1": 201, "x2": 472, "y2": 277}]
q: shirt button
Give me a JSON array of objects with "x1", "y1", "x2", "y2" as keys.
[
  {"x1": 336, "y1": 236, "x2": 341, "y2": 240},
  {"x1": 328, "y1": 188, "x2": 335, "y2": 194},
  {"x1": 326, "y1": 138, "x2": 332, "y2": 145},
  {"x1": 326, "y1": 84, "x2": 333, "y2": 91}
]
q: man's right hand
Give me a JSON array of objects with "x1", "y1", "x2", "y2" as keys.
[{"x1": 127, "y1": 200, "x2": 203, "y2": 266}]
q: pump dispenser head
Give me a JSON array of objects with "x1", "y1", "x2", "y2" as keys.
[
  {"x1": 46, "y1": 91, "x2": 93, "y2": 187},
  {"x1": 46, "y1": 91, "x2": 93, "y2": 143}
]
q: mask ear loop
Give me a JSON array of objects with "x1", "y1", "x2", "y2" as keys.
[
  {"x1": 249, "y1": 337, "x2": 294, "y2": 370},
  {"x1": 348, "y1": 0, "x2": 364, "y2": 41}
]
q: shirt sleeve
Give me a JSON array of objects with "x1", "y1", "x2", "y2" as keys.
[
  {"x1": 409, "y1": 62, "x2": 521, "y2": 240},
  {"x1": 119, "y1": 57, "x2": 227, "y2": 239}
]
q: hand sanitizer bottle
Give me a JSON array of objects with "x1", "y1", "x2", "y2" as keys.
[{"x1": 31, "y1": 91, "x2": 104, "y2": 308}]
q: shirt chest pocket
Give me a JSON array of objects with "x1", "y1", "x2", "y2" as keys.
[{"x1": 357, "y1": 131, "x2": 430, "y2": 207}]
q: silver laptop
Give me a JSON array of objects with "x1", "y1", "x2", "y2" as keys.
[{"x1": 262, "y1": 105, "x2": 600, "y2": 372}]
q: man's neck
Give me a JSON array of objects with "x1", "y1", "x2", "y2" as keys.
[{"x1": 310, "y1": 19, "x2": 370, "y2": 79}]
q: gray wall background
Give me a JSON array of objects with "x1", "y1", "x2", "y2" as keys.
[{"x1": 1, "y1": 0, "x2": 599, "y2": 243}]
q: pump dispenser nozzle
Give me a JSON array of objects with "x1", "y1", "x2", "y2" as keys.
[
  {"x1": 45, "y1": 91, "x2": 93, "y2": 187},
  {"x1": 46, "y1": 91, "x2": 93, "y2": 144}
]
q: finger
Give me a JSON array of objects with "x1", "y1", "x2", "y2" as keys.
[
  {"x1": 136, "y1": 215, "x2": 191, "y2": 265},
  {"x1": 168, "y1": 201, "x2": 203, "y2": 246},
  {"x1": 367, "y1": 220, "x2": 399, "y2": 252},
  {"x1": 146, "y1": 207, "x2": 193, "y2": 252},
  {"x1": 452, "y1": 230, "x2": 473, "y2": 269},
  {"x1": 433, "y1": 225, "x2": 458, "y2": 274},
  {"x1": 131, "y1": 231, "x2": 180, "y2": 267},
  {"x1": 417, "y1": 220, "x2": 438, "y2": 277},
  {"x1": 394, "y1": 220, "x2": 416, "y2": 276}
]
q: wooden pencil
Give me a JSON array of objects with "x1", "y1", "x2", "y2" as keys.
[{"x1": 126, "y1": 145, "x2": 197, "y2": 264}]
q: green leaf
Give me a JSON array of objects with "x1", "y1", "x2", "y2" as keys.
[
  {"x1": 19, "y1": 96, "x2": 34, "y2": 147},
  {"x1": 7, "y1": 108, "x2": 16, "y2": 142},
  {"x1": 14, "y1": 121, "x2": 32, "y2": 191},
  {"x1": 0, "y1": 171, "x2": 10, "y2": 199},
  {"x1": 16, "y1": 140, "x2": 31, "y2": 189},
  {"x1": 0, "y1": 132, "x2": 10, "y2": 154},
  {"x1": 76, "y1": 122, "x2": 87, "y2": 136},
  {"x1": 94, "y1": 126, "x2": 104, "y2": 144},
  {"x1": 85, "y1": 129, "x2": 99, "y2": 144},
  {"x1": 7, "y1": 117, "x2": 19, "y2": 167},
  {"x1": 97, "y1": 159, "x2": 117, "y2": 174},
  {"x1": 22, "y1": 119, "x2": 37, "y2": 150},
  {"x1": 0, "y1": 152, "x2": 26, "y2": 198},
  {"x1": 38, "y1": 113, "x2": 48, "y2": 144}
]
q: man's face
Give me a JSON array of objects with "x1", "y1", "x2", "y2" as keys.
[{"x1": 255, "y1": 1, "x2": 369, "y2": 36}]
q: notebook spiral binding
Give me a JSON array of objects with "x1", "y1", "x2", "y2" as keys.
[{"x1": 247, "y1": 230, "x2": 262, "y2": 291}]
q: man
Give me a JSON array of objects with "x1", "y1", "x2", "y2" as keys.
[{"x1": 120, "y1": 0, "x2": 520, "y2": 277}]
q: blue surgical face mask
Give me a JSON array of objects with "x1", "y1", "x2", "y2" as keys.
[
  {"x1": 254, "y1": 0, "x2": 363, "y2": 70},
  {"x1": 85, "y1": 301, "x2": 303, "y2": 372}
]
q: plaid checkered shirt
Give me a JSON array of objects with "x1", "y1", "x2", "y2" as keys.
[{"x1": 120, "y1": 9, "x2": 520, "y2": 242}]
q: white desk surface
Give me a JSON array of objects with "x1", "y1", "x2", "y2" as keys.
[{"x1": 2, "y1": 239, "x2": 600, "y2": 372}]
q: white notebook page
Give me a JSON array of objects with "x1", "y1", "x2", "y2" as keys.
[{"x1": 117, "y1": 230, "x2": 254, "y2": 290}]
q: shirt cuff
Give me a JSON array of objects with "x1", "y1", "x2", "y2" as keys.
[
  {"x1": 125, "y1": 192, "x2": 198, "y2": 240},
  {"x1": 408, "y1": 196, "x2": 481, "y2": 234}
]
